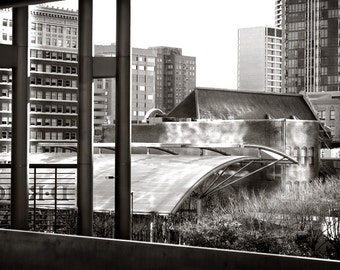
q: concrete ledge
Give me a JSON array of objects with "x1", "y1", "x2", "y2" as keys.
[{"x1": 0, "y1": 229, "x2": 339, "y2": 270}]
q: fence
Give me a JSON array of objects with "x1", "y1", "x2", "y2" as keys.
[{"x1": 0, "y1": 163, "x2": 77, "y2": 233}]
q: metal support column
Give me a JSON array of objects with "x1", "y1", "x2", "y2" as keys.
[
  {"x1": 77, "y1": 0, "x2": 93, "y2": 236},
  {"x1": 115, "y1": 0, "x2": 131, "y2": 240},
  {"x1": 11, "y1": 6, "x2": 29, "y2": 230}
]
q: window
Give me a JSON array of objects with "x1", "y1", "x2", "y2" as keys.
[
  {"x1": 330, "y1": 109, "x2": 335, "y2": 120},
  {"x1": 36, "y1": 91, "x2": 43, "y2": 99},
  {"x1": 45, "y1": 65, "x2": 51, "y2": 73},
  {"x1": 318, "y1": 110, "x2": 326, "y2": 120}
]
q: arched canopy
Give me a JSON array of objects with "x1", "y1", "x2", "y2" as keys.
[
  {"x1": 5, "y1": 144, "x2": 297, "y2": 215},
  {"x1": 1, "y1": 153, "x2": 258, "y2": 214}
]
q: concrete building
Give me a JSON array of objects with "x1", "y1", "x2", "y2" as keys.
[
  {"x1": 237, "y1": 27, "x2": 282, "y2": 93},
  {"x1": 94, "y1": 44, "x2": 157, "y2": 128},
  {"x1": 150, "y1": 47, "x2": 196, "y2": 113},
  {"x1": 0, "y1": 6, "x2": 79, "y2": 153}
]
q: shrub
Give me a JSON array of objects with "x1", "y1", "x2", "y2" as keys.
[{"x1": 178, "y1": 177, "x2": 340, "y2": 259}]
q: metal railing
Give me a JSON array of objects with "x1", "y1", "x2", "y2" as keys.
[{"x1": 0, "y1": 163, "x2": 77, "y2": 233}]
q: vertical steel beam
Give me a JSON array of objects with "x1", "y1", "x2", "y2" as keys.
[
  {"x1": 77, "y1": 0, "x2": 93, "y2": 236},
  {"x1": 11, "y1": 6, "x2": 29, "y2": 230},
  {"x1": 115, "y1": 0, "x2": 131, "y2": 240}
]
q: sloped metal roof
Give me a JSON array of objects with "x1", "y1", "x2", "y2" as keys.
[{"x1": 168, "y1": 88, "x2": 317, "y2": 121}]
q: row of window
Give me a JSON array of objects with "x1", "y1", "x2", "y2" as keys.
[
  {"x1": 31, "y1": 22, "x2": 77, "y2": 36},
  {"x1": 131, "y1": 65, "x2": 155, "y2": 71},
  {"x1": 2, "y1": 33, "x2": 12, "y2": 42},
  {"x1": 133, "y1": 56, "x2": 156, "y2": 63},
  {"x1": 31, "y1": 89, "x2": 77, "y2": 101},
  {"x1": 31, "y1": 104, "x2": 77, "y2": 114},
  {"x1": 2, "y1": 18, "x2": 12, "y2": 27},
  {"x1": 132, "y1": 75, "x2": 154, "y2": 84},
  {"x1": 30, "y1": 77, "x2": 78, "y2": 88},
  {"x1": 31, "y1": 36, "x2": 77, "y2": 48},
  {"x1": 30, "y1": 50, "x2": 78, "y2": 61},
  {"x1": 30, "y1": 118, "x2": 77, "y2": 127},
  {"x1": 317, "y1": 109, "x2": 336, "y2": 120},
  {"x1": 31, "y1": 63, "x2": 77, "y2": 74},
  {"x1": 1, "y1": 74, "x2": 12, "y2": 83},
  {"x1": 30, "y1": 131, "x2": 77, "y2": 140}
]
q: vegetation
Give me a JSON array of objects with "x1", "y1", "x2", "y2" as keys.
[{"x1": 178, "y1": 177, "x2": 340, "y2": 259}]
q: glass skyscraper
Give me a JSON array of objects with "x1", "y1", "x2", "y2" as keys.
[{"x1": 280, "y1": 0, "x2": 340, "y2": 94}]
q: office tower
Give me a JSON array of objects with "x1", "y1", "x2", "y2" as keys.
[
  {"x1": 281, "y1": 0, "x2": 340, "y2": 94},
  {"x1": 0, "y1": 6, "x2": 78, "y2": 153},
  {"x1": 150, "y1": 47, "x2": 196, "y2": 113},
  {"x1": 94, "y1": 44, "x2": 157, "y2": 127},
  {"x1": 280, "y1": 0, "x2": 340, "y2": 145},
  {"x1": 237, "y1": 26, "x2": 282, "y2": 93}
]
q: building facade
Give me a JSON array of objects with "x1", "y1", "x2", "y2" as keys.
[
  {"x1": 237, "y1": 26, "x2": 282, "y2": 93},
  {"x1": 150, "y1": 47, "x2": 196, "y2": 113},
  {"x1": 280, "y1": 0, "x2": 340, "y2": 94},
  {"x1": 279, "y1": 0, "x2": 340, "y2": 145},
  {"x1": 275, "y1": 0, "x2": 283, "y2": 28},
  {"x1": 0, "y1": 6, "x2": 79, "y2": 153},
  {"x1": 308, "y1": 92, "x2": 340, "y2": 144},
  {"x1": 94, "y1": 44, "x2": 157, "y2": 128}
]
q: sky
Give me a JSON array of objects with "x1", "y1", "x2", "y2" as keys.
[{"x1": 45, "y1": 0, "x2": 275, "y2": 89}]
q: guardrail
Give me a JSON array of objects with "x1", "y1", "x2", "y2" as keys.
[{"x1": 0, "y1": 163, "x2": 77, "y2": 232}]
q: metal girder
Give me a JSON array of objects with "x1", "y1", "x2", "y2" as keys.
[
  {"x1": 202, "y1": 158, "x2": 285, "y2": 198},
  {"x1": 77, "y1": 0, "x2": 93, "y2": 236},
  {"x1": 11, "y1": 6, "x2": 29, "y2": 230},
  {"x1": 115, "y1": 0, "x2": 132, "y2": 240},
  {"x1": 93, "y1": 57, "x2": 116, "y2": 78},
  {"x1": 0, "y1": 44, "x2": 18, "y2": 68},
  {"x1": 0, "y1": 0, "x2": 61, "y2": 8}
]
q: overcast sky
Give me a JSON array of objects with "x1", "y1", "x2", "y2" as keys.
[{"x1": 45, "y1": 0, "x2": 275, "y2": 89}]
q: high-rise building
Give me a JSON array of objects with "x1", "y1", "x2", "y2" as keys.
[
  {"x1": 275, "y1": 0, "x2": 283, "y2": 28},
  {"x1": 94, "y1": 44, "x2": 157, "y2": 128},
  {"x1": 280, "y1": 0, "x2": 340, "y2": 145},
  {"x1": 237, "y1": 26, "x2": 282, "y2": 93},
  {"x1": 0, "y1": 6, "x2": 79, "y2": 153},
  {"x1": 280, "y1": 0, "x2": 340, "y2": 94},
  {"x1": 150, "y1": 47, "x2": 196, "y2": 113}
]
